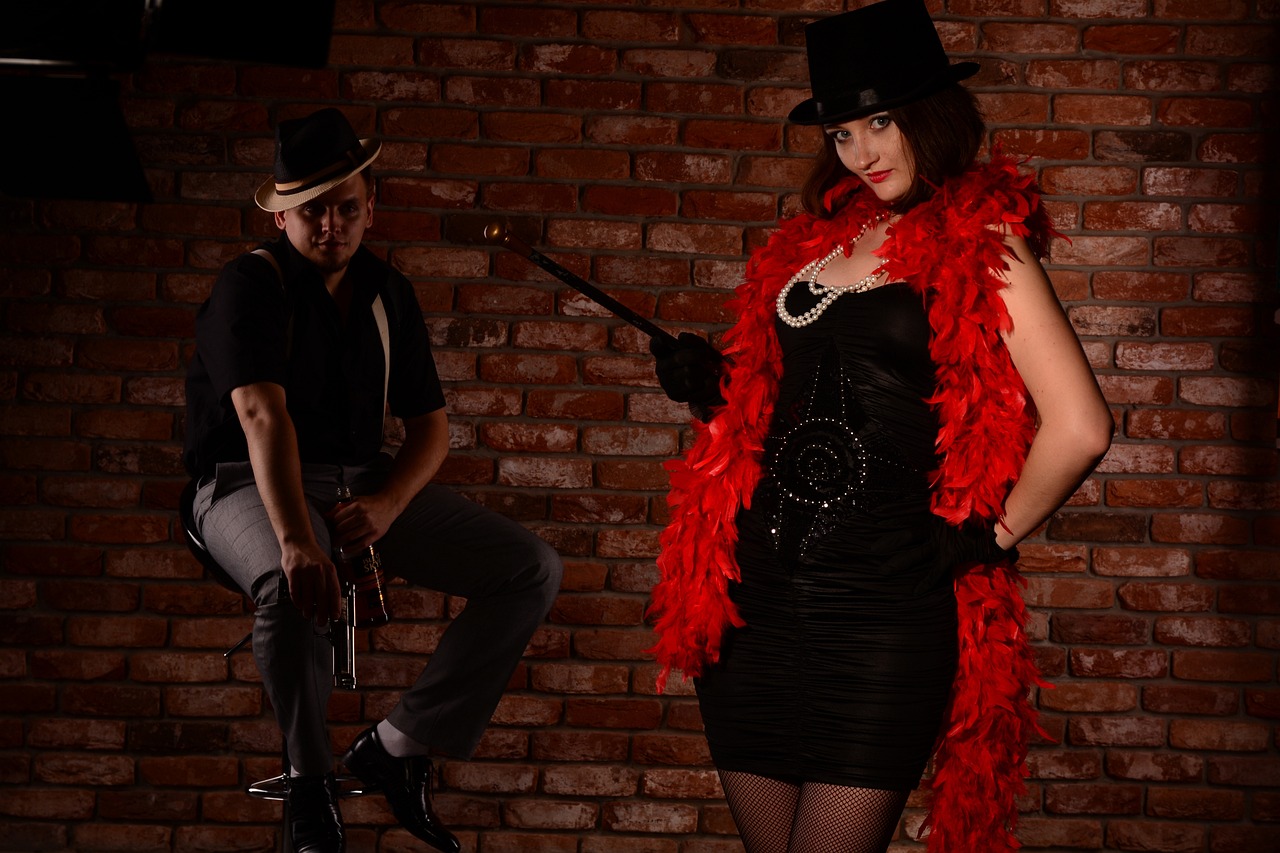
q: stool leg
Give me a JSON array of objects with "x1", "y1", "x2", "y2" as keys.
[{"x1": 280, "y1": 738, "x2": 292, "y2": 853}]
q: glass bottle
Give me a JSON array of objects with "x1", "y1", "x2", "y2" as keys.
[{"x1": 333, "y1": 484, "x2": 390, "y2": 627}]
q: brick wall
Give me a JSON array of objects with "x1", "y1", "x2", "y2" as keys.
[{"x1": 1, "y1": 1, "x2": 1277, "y2": 851}]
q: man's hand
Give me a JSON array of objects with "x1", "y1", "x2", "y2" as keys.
[
  {"x1": 325, "y1": 491, "x2": 398, "y2": 553},
  {"x1": 281, "y1": 539, "x2": 342, "y2": 625}
]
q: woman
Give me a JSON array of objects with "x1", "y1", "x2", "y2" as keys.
[{"x1": 648, "y1": 1, "x2": 1112, "y2": 851}]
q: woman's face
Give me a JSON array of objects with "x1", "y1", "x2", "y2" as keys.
[{"x1": 825, "y1": 113, "x2": 916, "y2": 204}]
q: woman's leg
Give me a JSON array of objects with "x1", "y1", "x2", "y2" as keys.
[
  {"x1": 718, "y1": 769, "x2": 801, "y2": 853},
  {"x1": 787, "y1": 782, "x2": 908, "y2": 853}
]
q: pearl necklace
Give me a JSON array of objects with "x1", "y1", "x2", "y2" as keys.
[{"x1": 776, "y1": 214, "x2": 889, "y2": 328}]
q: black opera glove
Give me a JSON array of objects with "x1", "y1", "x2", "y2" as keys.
[
  {"x1": 912, "y1": 516, "x2": 1020, "y2": 596},
  {"x1": 649, "y1": 332, "x2": 726, "y2": 422}
]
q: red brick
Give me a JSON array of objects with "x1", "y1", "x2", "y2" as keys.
[
  {"x1": 1172, "y1": 650, "x2": 1274, "y2": 682},
  {"x1": 1213, "y1": 479, "x2": 1280, "y2": 512},
  {"x1": 1069, "y1": 716, "x2": 1166, "y2": 747},
  {"x1": 1188, "y1": 202, "x2": 1263, "y2": 236},
  {"x1": 1219, "y1": 585, "x2": 1280, "y2": 616},
  {"x1": 539, "y1": 149, "x2": 634, "y2": 182},
  {"x1": 1106, "y1": 820, "x2": 1206, "y2": 852},
  {"x1": 1026, "y1": 749, "x2": 1103, "y2": 781},
  {"x1": 1199, "y1": 131, "x2": 1267, "y2": 164},
  {"x1": 1155, "y1": 616, "x2": 1251, "y2": 647},
  {"x1": 1145, "y1": 684, "x2": 1239, "y2": 717},
  {"x1": 530, "y1": 664, "x2": 630, "y2": 695},
  {"x1": 1209, "y1": 825, "x2": 1280, "y2": 853},
  {"x1": 34, "y1": 752, "x2": 135, "y2": 786},
  {"x1": 1169, "y1": 720, "x2": 1270, "y2": 752},
  {"x1": 530, "y1": 731, "x2": 629, "y2": 763},
  {"x1": 1045, "y1": 782, "x2": 1143, "y2": 815},
  {"x1": 1125, "y1": 57, "x2": 1221, "y2": 90},
  {"x1": 430, "y1": 143, "x2": 528, "y2": 177},
  {"x1": 1117, "y1": 582, "x2": 1214, "y2": 612},
  {"x1": 1096, "y1": 374, "x2": 1175, "y2": 406},
  {"x1": 0, "y1": 404, "x2": 71, "y2": 436},
  {"x1": 382, "y1": 107, "x2": 477, "y2": 141},
  {"x1": 1114, "y1": 342, "x2": 1215, "y2": 371},
  {"x1": 542, "y1": 765, "x2": 640, "y2": 798},
  {"x1": 1051, "y1": 613, "x2": 1149, "y2": 644},
  {"x1": 1025, "y1": 58, "x2": 1121, "y2": 89},
  {"x1": 1084, "y1": 24, "x2": 1180, "y2": 53},
  {"x1": 526, "y1": 390, "x2": 625, "y2": 421},
  {"x1": 1041, "y1": 167, "x2": 1142, "y2": 197},
  {"x1": 564, "y1": 698, "x2": 664, "y2": 730},
  {"x1": 981, "y1": 21, "x2": 1079, "y2": 53},
  {"x1": 0, "y1": 788, "x2": 96, "y2": 819},
  {"x1": 602, "y1": 801, "x2": 699, "y2": 834},
  {"x1": 1071, "y1": 648, "x2": 1168, "y2": 679},
  {"x1": 1126, "y1": 409, "x2": 1225, "y2": 441},
  {"x1": 622, "y1": 47, "x2": 721, "y2": 79},
  {"x1": 1016, "y1": 816, "x2": 1103, "y2": 849},
  {"x1": 1143, "y1": 167, "x2": 1237, "y2": 196},
  {"x1": 30, "y1": 650, "x2": 126, "y2": 681},
  {"x1": 544, "y1": 79, "x2": 642, "y2": 112},
  {"x1": 586, "y1": 115, "x2": 679, "y2": 146},
  {"x1": 583, "y1": 186, "x2": 679, "y2": 219},
  {"x1": 1068, "y1": 305, "x2": 1156, "y2": 337},
  {"x1": 577, "y1": 8, "x2": 677, "y2": 40},
  {"x1": 1040, "y1": 681, "x2": 1139, "y2": 713},
  {"x1": 1179, "y1": 377, "x2": 1274, "y2": 408},
  {"x1": 993, "y1": 128, "x2": 1091, "y2": 161},
  {"x1": 1107, "y1": 749, "x2": 1203, "y2": 782},
  {"x1": 1056, "y1": 94, "x2": 1155, "y2": 127},
  {"x1": 1083, "y1": 201, "x2": 1181, "y2": 232},
  {"x1": 1151, "y1": 512, "x2": 1249, "y2": 545},
  {"x1": 1207, "y1": 757, "x2": 1280, "y2": 787},
  {"x1": 1095, "y1": 128, "x2": 1192, "y2": 162},
  {"x1": 522, "y1": 42, "x2": 616, "y2": 76},
  {"x1": 1245, "y1": 690, "x2": 1280, "y2": 720}
]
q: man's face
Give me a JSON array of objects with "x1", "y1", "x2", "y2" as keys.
[{"x1": 274, "y1": 172, "x2": 374, "y2": 276}]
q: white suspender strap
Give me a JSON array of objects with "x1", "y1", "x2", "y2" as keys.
[
  {"x1": 371, "y1": 294, "x2": 390, "y2": 436},
  {"x1": 249, "y1": 248, "x2": 282, "y2": 281},
  {"x1": 252, "y1": 246, "x2": 391, "y2": 440}
]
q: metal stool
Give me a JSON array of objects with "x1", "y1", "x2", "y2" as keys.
[{"x1": 178, "y1": 478, "x2": 378, "y2": 852}]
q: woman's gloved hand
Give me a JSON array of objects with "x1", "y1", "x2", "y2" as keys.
[
  {"x1": 650, "y1": 332, "x2": 725, "y2": 421},
  {"x1": 913, "y1": 516, "x2": 1020, "y2": 595}
]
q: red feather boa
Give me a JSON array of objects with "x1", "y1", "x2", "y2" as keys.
[{"x1": 649, "y1": 156, "x2": 1050, "y2": 851}]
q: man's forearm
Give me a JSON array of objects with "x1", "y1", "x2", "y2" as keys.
[{"x1": 378, "y1": 408, "x2": 450, "y2": 518}]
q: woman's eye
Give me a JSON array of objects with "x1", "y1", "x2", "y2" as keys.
[
  {"x1": 829, "y1": 130, "x2": 851, "y2": 143},
  {"x1": 870, "y1": 115, "x2": 891, "y2": 129}
]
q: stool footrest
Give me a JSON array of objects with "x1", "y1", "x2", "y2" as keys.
[{"x1": 247, "y1": 773, "x2": 380, "y2": 801}]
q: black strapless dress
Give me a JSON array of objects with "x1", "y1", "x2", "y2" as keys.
[{"x1": 694, "y1": 281, "x2": 958, "y2": 792}]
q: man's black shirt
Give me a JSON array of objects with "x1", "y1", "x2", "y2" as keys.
[{"x1": 184, "y1": 235, "x2": 445, "y2": 477}]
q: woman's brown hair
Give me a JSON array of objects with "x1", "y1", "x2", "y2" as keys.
[{"x1": 800, "y1": 83, "x2": 986, "y2": 218}]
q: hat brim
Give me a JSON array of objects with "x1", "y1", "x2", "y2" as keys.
[
  {"x1": 254, "y1": 139, "x2": 382, "y2": 212},
  {"x1": 788, "y1": 62, "x2": 979, "y2": 126}
]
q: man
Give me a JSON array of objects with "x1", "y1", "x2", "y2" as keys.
[{"x1": 184, "y1": 108, "x2": 563, "y2": 853}]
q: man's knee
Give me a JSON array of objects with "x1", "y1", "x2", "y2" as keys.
[{"x1": 525, "y1": 537, "x2": 563, "y2": 612}]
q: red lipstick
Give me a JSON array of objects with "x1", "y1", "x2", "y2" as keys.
[{"x1": 866, "y1": 170, "x2": 891, "y2": 184}]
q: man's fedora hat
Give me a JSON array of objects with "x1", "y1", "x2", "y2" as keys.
[
  {"x1": 255, "y1": 108, "x2": 381, "y2": 212},
  {"x1": 788, "y1": 0, "x2": 978, "y2": 126}
]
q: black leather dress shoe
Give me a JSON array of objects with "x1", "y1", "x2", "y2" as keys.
[
  {"x1": 341, "y1": 726, "x2": 460, "y2": 853},
  {"x1": 285, "y1": 773, "x2": 344, "y2": 853}
]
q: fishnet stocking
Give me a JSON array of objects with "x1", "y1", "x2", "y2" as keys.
[
  {"x1": 718, "y1": 770, "x2": 908, "y2": 853},
  {"x1": 788, "y1": 782, "x2": 908, "y2": 853},
  {"x1": 719, "y1": 770, "x2": 800, "y2": 853}
]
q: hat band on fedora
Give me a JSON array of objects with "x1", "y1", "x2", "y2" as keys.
[{"x1": 274, "y1": 147, "x2": 366, "y2": 196}]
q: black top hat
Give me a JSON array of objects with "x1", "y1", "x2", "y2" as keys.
[
  {"x1": 788, "y1": 0, "x2": 978, "y2": 126},
  {"x1": 254, "y1": 108, "x2": 381, "y2": 212}
]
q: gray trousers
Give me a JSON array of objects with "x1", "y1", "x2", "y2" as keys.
[{"x1": 193, "y1": 458, "x2": 562, "y2": 775}]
